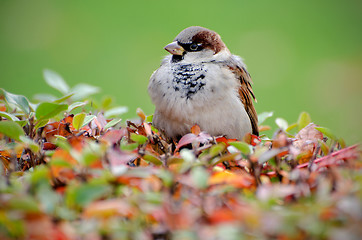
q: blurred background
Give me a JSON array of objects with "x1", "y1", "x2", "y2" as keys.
[{"x1": 0, "y1": 0, "x2": 361, "y2": 144}]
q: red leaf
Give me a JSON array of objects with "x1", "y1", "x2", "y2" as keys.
[
  {"x1": 43, "y1": 142, "x2": 57, "y2": 150},
  {"x1": 99, "y1": 128, "x2": 127, "y2": 145},
  {"x1": 176, "y1": 133, "x2": 197, "y2": 150},
  {"x1": 25, "y1": 213, "x2": 70, "y2": 240},
  {"x1": 107, "y1": 148, "x2": 137, "y2": 167}
]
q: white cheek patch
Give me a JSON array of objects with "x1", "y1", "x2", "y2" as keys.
[{"x1": 182, "y1": 49, "x2": 215, "y2": 63}]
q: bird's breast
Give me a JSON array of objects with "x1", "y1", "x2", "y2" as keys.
[{"x1": 171, "y1": 63, "x2": 207, "y2": 99}]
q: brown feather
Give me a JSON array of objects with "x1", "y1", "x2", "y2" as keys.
[{"x1": 227, "y1": 63, "x2": 259, "y2": 136}]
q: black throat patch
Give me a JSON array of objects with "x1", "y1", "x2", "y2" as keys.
[{"x1": 171, "y1": 63, "x2": 207, "y2": 100}]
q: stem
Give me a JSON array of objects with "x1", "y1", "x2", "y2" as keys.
[{"x1": 265, "y1": 144, "x2": 359, "y2": 176}]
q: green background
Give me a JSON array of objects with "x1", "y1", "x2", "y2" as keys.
[{"x1": 1, "y1": 0, "x2": 361, "y2": 144}]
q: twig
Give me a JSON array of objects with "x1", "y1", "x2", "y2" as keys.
[{"x1": 266, "y1": 144, "x2": 359, "y2": 176}]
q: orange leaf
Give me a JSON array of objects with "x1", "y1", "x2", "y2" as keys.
[
  {"x1": 259, "y1": 125, "x2": 271, "y2": 132},
  {"x1": 89, "y1": 159, "x2": 103, "y2": 169},
  {"x1": 215, "y1": 136, "x2": 237, "y2": 145},
  {"x1": 51, "y1": 149, "x2": 77, "y2": 179},
  {"x1": 57, "y1": 115, "x2": 74, "y2": 137},
  {"x1": 162, "y1": 202, "x2": 195, "y2": 230},
  {"x1": 67, "y1": 135, "x2": 85, "y2": 150},
  {"x1": 208, "y1": 207, "x2": 235, "y2": 224},
  {"x1": 209, "y1": 170, "x2": 255, "y2": 188},
  {"x1": 136, "y1": 108, "x2": 146, "y2": 121},
  {"x1": 43, "y1": 122, "x2": 60, "y2": 141},
  {"x1": 143, "y1": 175, "x2": 163, "y2": 192},
  {"x1": 191, "y1": 124, "x2": 201, "y2": 135},
  {"x1": 0, "y1": 104, "x2": 6, "y2": 112},
  {"x1": 83, "y1": 199, "x2": 133, "y2": 219},
  {"x1": 319, "y1": 206, "x2": 337, "y2": 221}
]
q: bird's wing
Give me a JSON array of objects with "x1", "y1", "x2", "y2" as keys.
[{"x1": 225, "y1": 56, "x2": 259, "y2": 136}]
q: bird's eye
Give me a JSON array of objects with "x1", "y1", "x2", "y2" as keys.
[{"x1": 190, "y1": 43, "x2": 199, "y2": 51}]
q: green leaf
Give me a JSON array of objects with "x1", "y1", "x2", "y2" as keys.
[
  {"x1": 151, "y1": 125, "x2": 159, "y2": 133},
  {"x1": 1, "y1": 88, "x2": 31, "y2": 115},
  {"x1": 167, "y1": 157, "x2": 184, "y2": 165},
  {"x1": 229, "y1": 141, "x2": 251, "y2": 155},
  {"x1": 68, "y1": 183, "x2": 111, "y2": 207},
  {"x1": 50, "y1": 158, "x2": 73, "y2": 168},
  {"x1": 297, "y1": 112, "x2": 311, "y2": 131},
  {"x1": 211, "y1": 152, "x2": 240, "y2": 165},
  {"x1": 0, "y1": 121, "x2": 25, "y2": 141},
  {"x1": 79, "y1": 142, "x2": 104, "y2": 166},
  {"x1": 318, "y1": 139, "x2": 330, "y2": 155},
  {"x1": 19, "y1": 136, "x2": 40, "y2": 153},
  {"x1": 0, "y1": 111, "x2": 20, "y2": 121},
  {"x1": 81, "y1": 114, "x2": 96, "y2": 127},
  {"x1": 73, "y1": 113, "x2": 86, "y2": 130},
  {"x1": 9, "y1": 196, "x2": 40, "y2": 213},
  {"x1": 43, "y1": 69, "x2": 70, "y2": 94},
  {"x1": 146, "y1": 114, "x2": 153, "y2": 123},
  {"x1": 275, "y1": 118, "x2": 288, "y2": 131},
  {"x1": 104, "y1": 106, "x2": 128, "y2": 118},
  {"x1": 157, "y1": 169, "x2": 173, "y2": 187},
  {"x1": 101, "y1": 96, "x2": 113, "y2": 110},
  {"x1": 16, "y1": 120, "x2": 28, "y2": 127},
  {"x1": 27, "y1": 165, "x2": 50, "y2": 183},
  {"x1": 120, "y1": 142, "x2": 139, "y2": 151},
  {"x1": 315, "y1": 127, "x2": 337, "y2": 141},
  {"x1": 143, "y1": 154, "x2": 162, "y2": 166},
  {"x1": 70, "y1": 83, "x2": 100, "y2": 101},
  {"x1": 36, "y1": 184, "x2": 60, "y2": 214},
  {"x1": 82, "y1": 150, "x2": 99, "y2": 166},
  {"x1": 337, "y1": 137, "x2": 346, "y2": 148},
  {"x1": 35, "y1": 102, "x2": 68, "y2": 120},
  {"x1": 68, "y1": 101, "x2": 87, "y2": 113},
  {"x1": 33, "y1": 93, "x2": 57, "y2": 102},
  {"x1": 190, "y1": 166, "x2": 209, "y2": 189},
  {"x1": 104, "y1": 118, "x2": 122, "y2": 130},
  {"x1": 209, "y1": 143, "x2": 226, "y2": 157},
  {"x1": 34, "y1": 119, "x2": 49, "y2": 129},
  {"x1": 258, "y1": 111, "x2": 273, "y2": 125},
  {"x1": 53, "y1": 135, "x2": 71, "y2": 151},
  {"x1": 130, "y1": 133, "x2": 148, "y2": 145},
  {"x1": 53, "y1": 93, "x2": 74, "y2": 104},
  {"x1": 286, "y1": 123, "x2": 298, "y2": 133},
  {"x1": 144, "y1": 192, "x2": 163, "y2": 204}
]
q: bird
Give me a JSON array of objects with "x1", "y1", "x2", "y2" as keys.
[{"x1": 148, "y1": 26, "x2": 258, "y2": 140}]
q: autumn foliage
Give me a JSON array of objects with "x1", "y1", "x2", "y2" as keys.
[{"x1": 0, "y1": 70, "x2": 361, "y2": 240}]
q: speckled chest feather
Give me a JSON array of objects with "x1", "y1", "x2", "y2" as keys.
[{"x1": 171, "y1": 63, "x2": 207, "y2": 99}]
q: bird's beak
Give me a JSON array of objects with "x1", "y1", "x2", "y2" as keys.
[{"x1": 164, "y1": 41, "x2": 185, "y2": 55}]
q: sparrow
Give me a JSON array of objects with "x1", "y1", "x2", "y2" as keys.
[{"x1": 148, "y1": 26, "x2": 258, "y2": 140}]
